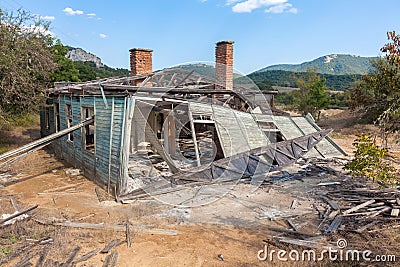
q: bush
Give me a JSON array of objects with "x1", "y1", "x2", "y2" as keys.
[{"x1": 344, "y1": 135, "x2": 399, "y2": 186}]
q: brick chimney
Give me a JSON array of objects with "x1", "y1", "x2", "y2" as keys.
[
  {"x1": 215, "y1": 40, "x2": 234, "y2": 90},
  {"x1": 129, "y1": 48, "x2": 153, "y2": 86}
]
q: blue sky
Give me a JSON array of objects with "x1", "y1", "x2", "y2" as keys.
[{"x1": 1, "y1": 0, "x2": 400, "y2": 74}]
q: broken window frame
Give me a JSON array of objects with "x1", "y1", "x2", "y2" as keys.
[
  {"x1": 258, "y1": 121, "x2": 286, "y2": 142},
  {"x1": 44, "y1": 106, "x2": 50, "y2": 130},
  {"x1": 66, "y1": 104, "x2": 74, "y2": 142},
  {"x1": 81, "y1": 107, "x2": 95, "y2": 153},
  {"x1": 54, "y1": 102, "x2": 60, "y2": 132}
]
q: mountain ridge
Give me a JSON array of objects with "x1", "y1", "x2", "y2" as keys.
[
  {"x1": 66, "y1": 46, "x2": 104, "y2": 68},
  {"x1": 256, "y1": 54, "x2": 378, "y2": 75}
]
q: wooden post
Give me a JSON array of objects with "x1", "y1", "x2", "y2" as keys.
[
  {"x1": 188, "y1": 106, "x2": 201, "y2": 167},
  {"x1": 107, "y1": 97, "x2": 115, "y2": 193},
  {"x1": 163, "y1": 112, "x2": 176, "y2": 156}
]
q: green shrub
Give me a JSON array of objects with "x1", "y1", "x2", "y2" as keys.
[
  {"x1": 0, "y1": 247, "x2": 11, "y2": 255},
  {"x1": 344, "y1": 135, "x2": 399, "y2": 186}
]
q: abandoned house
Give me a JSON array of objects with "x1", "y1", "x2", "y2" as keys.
[{"x1": 34, "y1": 41, "x2": 346, "y2": 198}]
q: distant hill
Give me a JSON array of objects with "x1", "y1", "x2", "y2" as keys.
[
  {"x1": 172, "y1": 63, "x2": 216, "y2": 78},
  {"x1": 258, "y1": 54, "x2": 377, "y2": 75},
  {"x1": 65, "y1": 46, "x2": 129, "y2": 81},
  {"x1": 167, "y1": 63, "x2": 244, "y2": 79},
  {"x1": 248, "y1": 70, "x2": 362, "y2": 91}
]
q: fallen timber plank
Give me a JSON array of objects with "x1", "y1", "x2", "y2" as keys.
[
  {"x1": 287, "y1": 220, "x2": 298, "y2": 232},
  {"x1": 13, "y1": 255, "x2": 34, "y2": 267},
  {"x1": 60, "y1": 246, "x2": 81, "y2": 266},
  {"x1": 0, "y1": 116, "x2": 94, "y2": 166},
  {"x1": 342, "y1": 199, "x2": 376, "y2": 215},
  {"x1": 103, "y1": 251, "x2": 119, "y2": 267},
  {"x1": 119, "y1": 177, "x2": 241, "y2": 201},
  {"x1": 52, "y1": 221, "x2": 178, "y2": 235},
  {"x1": 170, "y1": 130, "x2": 332, "y2": 183},
  {"x1": 101, "y1": 239, "x2": 121, "y2": 253},
  {"x1": 355, "y1": 221, "x2": 378, "y2": 232},
  {"x1": 274, "y1": 237, "x2": 325, "y2": 249},
  {"x1": 320, "y1": 196, "x2": 340, "y2": 210},
  {"x1": 267, "y1": 227, "x2": 317, "y2": 237},
  {"x1": 35, "y1": 250, "x2": 49, "y2": 267},
  {"x1": 72, "y1": 248, "x2": 100, "y2": 264},
  {"x1": 324, "y1": 216, "x2": 343, "y2": 234},
  {"x1": 0, "y1": 205, "x2": 38, "y2": 225}
]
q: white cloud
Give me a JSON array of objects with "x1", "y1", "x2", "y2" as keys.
[
  {"x1": 87, "y1": 13, "x2": 96, "y2": 18},
  {"x1": 63, "y1": 7, "x2": 84, "y2": 16},
  {"x1": 99, "y1": 33, "x2": 107, "y2": 38},
  {"x1": 265, "y1": 3, "x2": 297, "y2": 13},
  {"x1": 229, "y1": 0, "x2": 297, "y2": 14}
]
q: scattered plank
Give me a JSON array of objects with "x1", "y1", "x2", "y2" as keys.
[
  {"x1": 328, "y1": 210, "x2": 339, "y2": 219},
  {"x1": 101, "y1": 239, "x2": 121, "y2": 254},
  {"x1": 34, "y1": 250, "x2": 49, "y2": 267},
  {"x1": 320, "y1": 196, "x2": 339, "y2": 210},
  {"x1": 287, "y1": 220, "x2": 298, "y2": 232},
  {"x1": 268, "y1": 227, "x2": 316, "y2": 237},
  {"x1": 72, "y1": 248, "x2": 100, "y2": 264},
  {"x1": 324, "y1": 215, "x2": 343, "y2": 234},
  {"x1": 317, "y1": 182, "x2": 341, "y2": 186},
  {"x1": 12, "y1": 254, "x2": 33, "y2": 267},
  {"x1": 317, "y1": 206, "x2": 331, "y2": 230},
  {"x1": 342, "y1": 200, "x2": 375, "y2": 215},
  {"x1": 369, "y1": 207, "x2": 391, "y2": 218},
  {"x1": 0, "y1": 205, "x2": 38, "y2": 225},
  {"x1": 391, "y1": 209, "x2": 400, "y2": 217},
  {"x1": 274, "y1": 237, "x2": 325, "y2": 249},
  {"x1": 356, "y1": 221, "x2": 378, "y2": 232},
  {"x1": 60, "y1": 246, "x2": 81, "y2": 266},
  {"x1": 102, "y1": 251, "x2": 119, "y2": 267},
  {"x1": 52, "y1": 221, "x2": 178, "y2": 235},
  {"x1": 126, "y1": 222, "x2": 131, "y2": 248}
]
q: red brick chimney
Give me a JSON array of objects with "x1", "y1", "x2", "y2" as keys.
[
  {"x1": 129, "y1": 48, "x2": 153, "y2": 86},
  {"x1": 215, "y1": 40, "x2": 234, "y2": 90}
]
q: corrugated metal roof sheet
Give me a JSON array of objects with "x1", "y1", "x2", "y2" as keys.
[
  {"x1": 189, "y1": 102, "x2": 344, "y2": 159},
  {"x1": 189, "y1": 103, "x2": 270, "y2": 157}
]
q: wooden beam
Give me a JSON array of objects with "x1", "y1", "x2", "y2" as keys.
[
  {"x1": 0, "y1": 117, "x2": 94, "y2": 162},
  {"x1": 187, "y1": 105, "x2": 201, "y2": 167},
  {"x1": 0, "y1": 205, "x2": 38, "y2": 225}
]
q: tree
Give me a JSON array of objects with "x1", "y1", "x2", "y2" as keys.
[
  {"x1": 0, "y1": 8, "x2": 56, "y2": 121},
  {"x1": 349, "y1": 31, "x2": 400, "y2": 137},
  {"x1": 51, "y1": 40, "x2": 80, "y2": 82},
  {"x1": 289, "y1": 70, "x2": 330, "y2": 121},
  {"x1": 344, "y1": 135, "x2": 398, "y2": 186}
]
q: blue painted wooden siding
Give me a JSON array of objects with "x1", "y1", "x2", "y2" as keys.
[
  {"x1": 39, "y1": 98, "x2": 56, "y2": 137},
  {"x1": 51, "y1": 94, "x2": 126, "y2": 192}
]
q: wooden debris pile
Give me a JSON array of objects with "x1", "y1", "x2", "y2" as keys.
[
  {"x1": 318, "y1": 183, "x2": 400, "y2": 233},
  {"x1": 264, "y1": 158, "x2": 400, "y2": 252}
]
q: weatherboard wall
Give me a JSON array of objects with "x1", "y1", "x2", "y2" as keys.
[
  {"x1": 50, "y1": 94, "x2": 126, "y2": 193},
  {"x1": 39, "y1": 98, "x2": 56, "y2": 137}
]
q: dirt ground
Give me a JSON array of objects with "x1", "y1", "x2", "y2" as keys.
[{"x1": 1, "y1": 109, "x2": 400, "y2": 266}]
